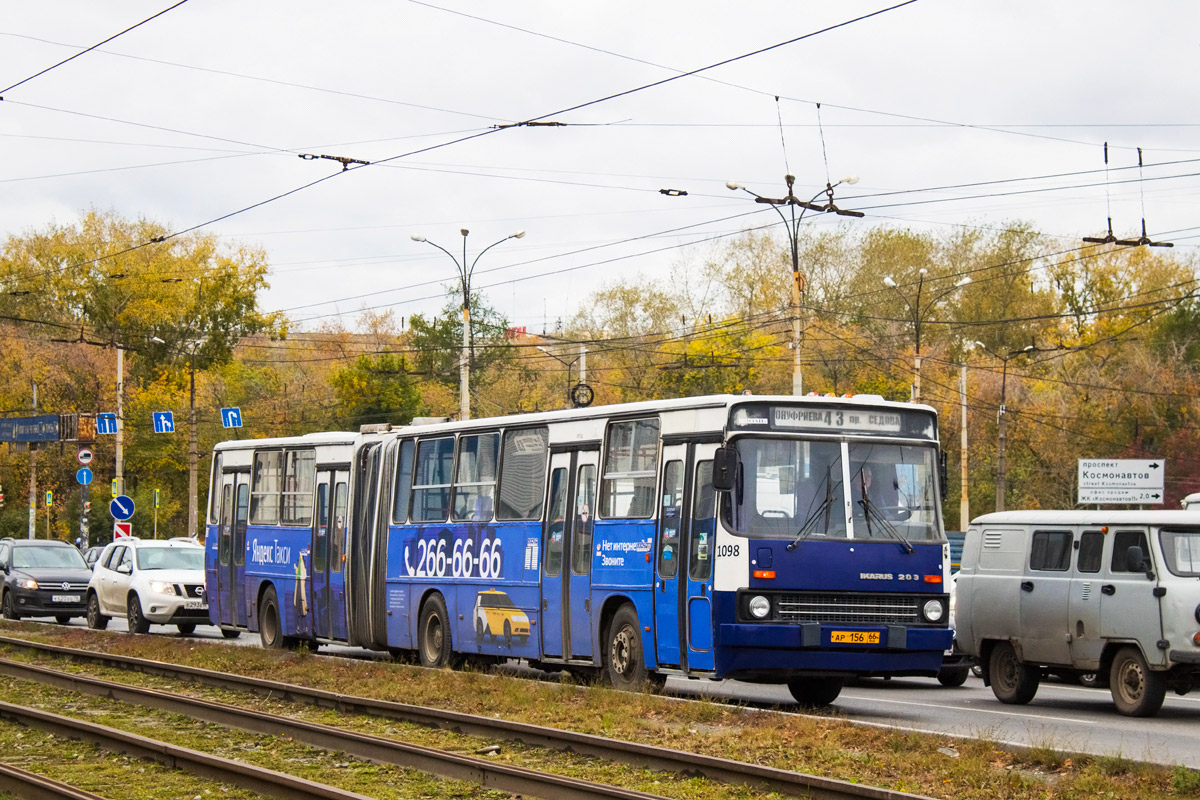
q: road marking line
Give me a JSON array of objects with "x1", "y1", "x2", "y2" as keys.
[{"x1": 840, "y1": 693, "x2": 1097, "y2": 724}]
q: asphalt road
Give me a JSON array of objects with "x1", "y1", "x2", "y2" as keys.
[{"x1": 52, "y1": 618, "x2": 1200, "y2": 769}]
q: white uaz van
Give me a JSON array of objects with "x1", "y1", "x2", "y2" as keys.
[{"x1": 955, "y1": 510, "x2": 1200, "y2": 716}]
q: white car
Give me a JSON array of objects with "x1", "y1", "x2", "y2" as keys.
[{"x1": 86, "y1": 537, "x2": 209, "y2": 635}]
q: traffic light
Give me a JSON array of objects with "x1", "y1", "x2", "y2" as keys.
[{"x1": 84, "y1": 501, "x2": 92, "y2": 513}]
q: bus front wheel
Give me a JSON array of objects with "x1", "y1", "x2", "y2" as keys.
[
  {"x1": 605, "y1": 605, "x2": 648, "y2": 691},
  {"x1": 419, "y1": 594, "x2": 455, "y2": 668},
  {"x1": 787, "y1": 677, "x2": 843, "y2": 708}
]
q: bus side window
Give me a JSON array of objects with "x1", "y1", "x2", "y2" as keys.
[
  {"x1": 332, "y1": 481, "x2": 348, "y2": 572},
  {"x1": 545, "y1": 467, "x2": 567, "y2": 577},
  {"x1": 571, "y1": 464, "x2": 596, "y2": 576},
  {"x1": 658, "y1": 460, "x2": 684, "y2": 578},
  {"x1": 690, "y1": 461, "x2": 715, "y2": 581}
]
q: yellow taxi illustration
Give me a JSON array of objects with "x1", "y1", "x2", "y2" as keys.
[{"x1": 473, "y1": 589, "x2": 530, "y2": 645}]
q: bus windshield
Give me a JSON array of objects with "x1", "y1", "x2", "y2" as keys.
[{"x1": 722, "y1": 438, "x2": 942, "y2": 543}]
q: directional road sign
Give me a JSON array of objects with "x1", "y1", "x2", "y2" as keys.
[
  {"x1": 110, "y1": 495, "x2": 135, "y2": 521},
  {"x1": 152, "y1": 411, "x2": 175, "y2": 433},
  {"x1": 77, "y1": 448, "x2": 93, "y2": 465},
  {"x1": 1078, "y1": 458, "x2": 1166, "y2": 504},
  {"x1": 96, "y1": 413, "x2": 117, "y2": 435},
  {"x1": 76, "y1": 467, "x2": 93, "y2": 485},
  {"x1": 114, "y1": 521, "x2": 132, "y2": 538},
  {"x1": 221, "y1": 407, "x2": 243, "y2": 428}
]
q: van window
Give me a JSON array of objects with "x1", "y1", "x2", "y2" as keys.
[
  {"x1": 1160, "y1": 529, "x2": 1200, "y2": 577},
  {"x1": 1029, "y1": 530, "x2": 1072, "y2": 571},
  {"x1": 1110, "y1": 530, "x2": 1150, "y2": 573},
  {"x1": 1077, "y1": 531, "x2": 1104, "y2": 573}
]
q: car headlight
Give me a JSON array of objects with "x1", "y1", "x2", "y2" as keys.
[
  {"x1": 923, "y1": 599, "x2": 945, "y2": 622},
  {"x1": 15, "y1": 578, "x2": 38, "y2": 590},
  {"x1": 147, "y1": 581, "x2": 177, "y2": 595},
  {"x1": 748, "y1": 595, "x2": 771, "y2": 619}
]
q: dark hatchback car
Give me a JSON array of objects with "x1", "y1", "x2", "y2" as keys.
[{"x1": 0, "y1": 538, "x2": 92, "y2": 623}]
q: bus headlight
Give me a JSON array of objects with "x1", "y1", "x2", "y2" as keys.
[
  {"x1": 922, "y1": 599, "x2": 945, "y2": 623},
  {"x1": 748, "y1": 595, "x2": 771, "y2": 619},
  {"x1": 1195, "y1": 603, "x2": 1200, "y2": 625}
]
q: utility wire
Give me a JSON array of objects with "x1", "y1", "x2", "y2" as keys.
[{"x1": 1, "y1": 0, "x2": 191, "y2": 95}]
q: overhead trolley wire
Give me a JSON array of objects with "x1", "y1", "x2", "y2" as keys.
[{"x1": 0, "y1": 0, "x2": 192, "y2": 95}]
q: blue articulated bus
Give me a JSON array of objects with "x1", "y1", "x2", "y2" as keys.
[{"x1": 205, "y1": 394, "x2": 953, "y2": 706}]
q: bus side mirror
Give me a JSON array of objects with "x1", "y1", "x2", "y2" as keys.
[
  {"x1": 712, "y1": 447, "x2": 737, "y2": 492},
  {"x1": 938, "y1": 450, "x2": 949, "y2": 501}
]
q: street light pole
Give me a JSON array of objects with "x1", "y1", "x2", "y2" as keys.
[
  {"x1": 411, "y1": 229, "x2": 525, "y2": 421},
  {"x1": 726, "y1": 175, "x2": 862, "y2": 395},
  {"x1": 883, "y1": 271, "x2": 971, "y2": 403}
]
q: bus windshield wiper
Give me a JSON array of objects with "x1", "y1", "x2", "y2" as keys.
[
  {"x1": 787, "y1": 468, "x2": 834, "y2": 551},
  {"x1": 859, "y1": 495, "x2": 914, "y2": 554}
]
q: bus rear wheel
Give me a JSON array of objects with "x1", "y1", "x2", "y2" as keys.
[
  {"x1": 419, "y1": 594, "x2": 455, "y2": 668},
  {"x1": 259, "y1": 586, "x2": 284, "y2": 648},
  {"x1": 787, "y1": 677, "x2": 843, "y2": 708},
  {"x1": 604, "y1": 605, "x2": 647, "y2": 691}
]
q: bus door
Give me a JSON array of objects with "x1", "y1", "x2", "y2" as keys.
[
  {"x1": 541, "y1": 449, "x2": 599, "y2": 660},
  {"x1": 654, "y1": 443, "x2": 717, "y2": 671},
  {"x1": 328, "y1": 470, "x2": 350, "y2": 641},
  {"x1": 217, "y1": 470, "x2": 250, "y2": 627},
  {"x1": 311, "y1": 469, "x2": 333, "y2": 639}
]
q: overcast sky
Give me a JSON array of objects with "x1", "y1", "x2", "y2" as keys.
[{"x1": 2, "y1": 0, "x2": 1197, "y2": 335}]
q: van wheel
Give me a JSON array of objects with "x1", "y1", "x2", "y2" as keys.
[
  {"x1": 989, "y1": 642, "x2": 1039, "y2": 704},
  {"x1": 418, "y1": 594, "x2": 455, "y2": 668},
  {"x1": 177, "y1": 623, "x2": 196, "y2": 636},
  {"x1": 1110, "y1": 647, "x2": 1166, "y2": 717},
  {"x1": 259, "y1": 587, "x2": 284, "y2": 648},
  {"x1": 55, "y1": 615, "x2": 72, "y2": 625},
  {"x1": 604, "y1": 605, "x2": 647, "y2": 691},
  {"x1": 787, "y1": 677, "x2": 844, "y2": 708},
  {"x1": 220, "y1": 628, "x2": 241, "y2": 639}
]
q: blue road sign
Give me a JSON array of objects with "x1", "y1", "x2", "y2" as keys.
[
  {"x1": 96, "y1": 413, "x2": 118, "y2": 435},
  {"x1": 76, "y1": 467, "x2": 93, "y2": 485},
  {"x1": 152, "y1": 411, "x2": 175, "y2": 433},
  {"x1": 110, "y1": 495, "x2": 135, "y2": 521},
  {"x1": 220, "y1": 407, "x2": 243, "y2": 428}
]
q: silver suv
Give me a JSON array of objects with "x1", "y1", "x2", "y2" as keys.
[{"x1": 86, "y1": 537, "x2": 208, "y2": 635}]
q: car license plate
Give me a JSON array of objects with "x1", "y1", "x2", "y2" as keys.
[
  {"x1": 51, "y1": 595, "x2": 81, "y2": 603},
  {"x1": 184, "y1": 601, "x2": 208, "y2": 610},
  {"x1": 831, "y1": 630, "x2": 880, "y2": 644}
]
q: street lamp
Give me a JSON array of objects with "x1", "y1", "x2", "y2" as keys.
[
  {"x1": 411, "y1": 229, "x2": 525, "y2": 421},
  {"x1": 726, "y1": 174, "x2": 863, "y2": 396},
  {"x1": 536, "y1": 342, "x2": 590, "y2": 408},
  {"x1": 973, "y1": 341, "x2": 1035, "y2": 512},
  {"x1": 882, "y1": 270, "x2": 971, "y2": 403}
]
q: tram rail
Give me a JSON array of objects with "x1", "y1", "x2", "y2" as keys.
[{"x1": 0, "y1": 633, "x2": 935, "y2": 800}]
